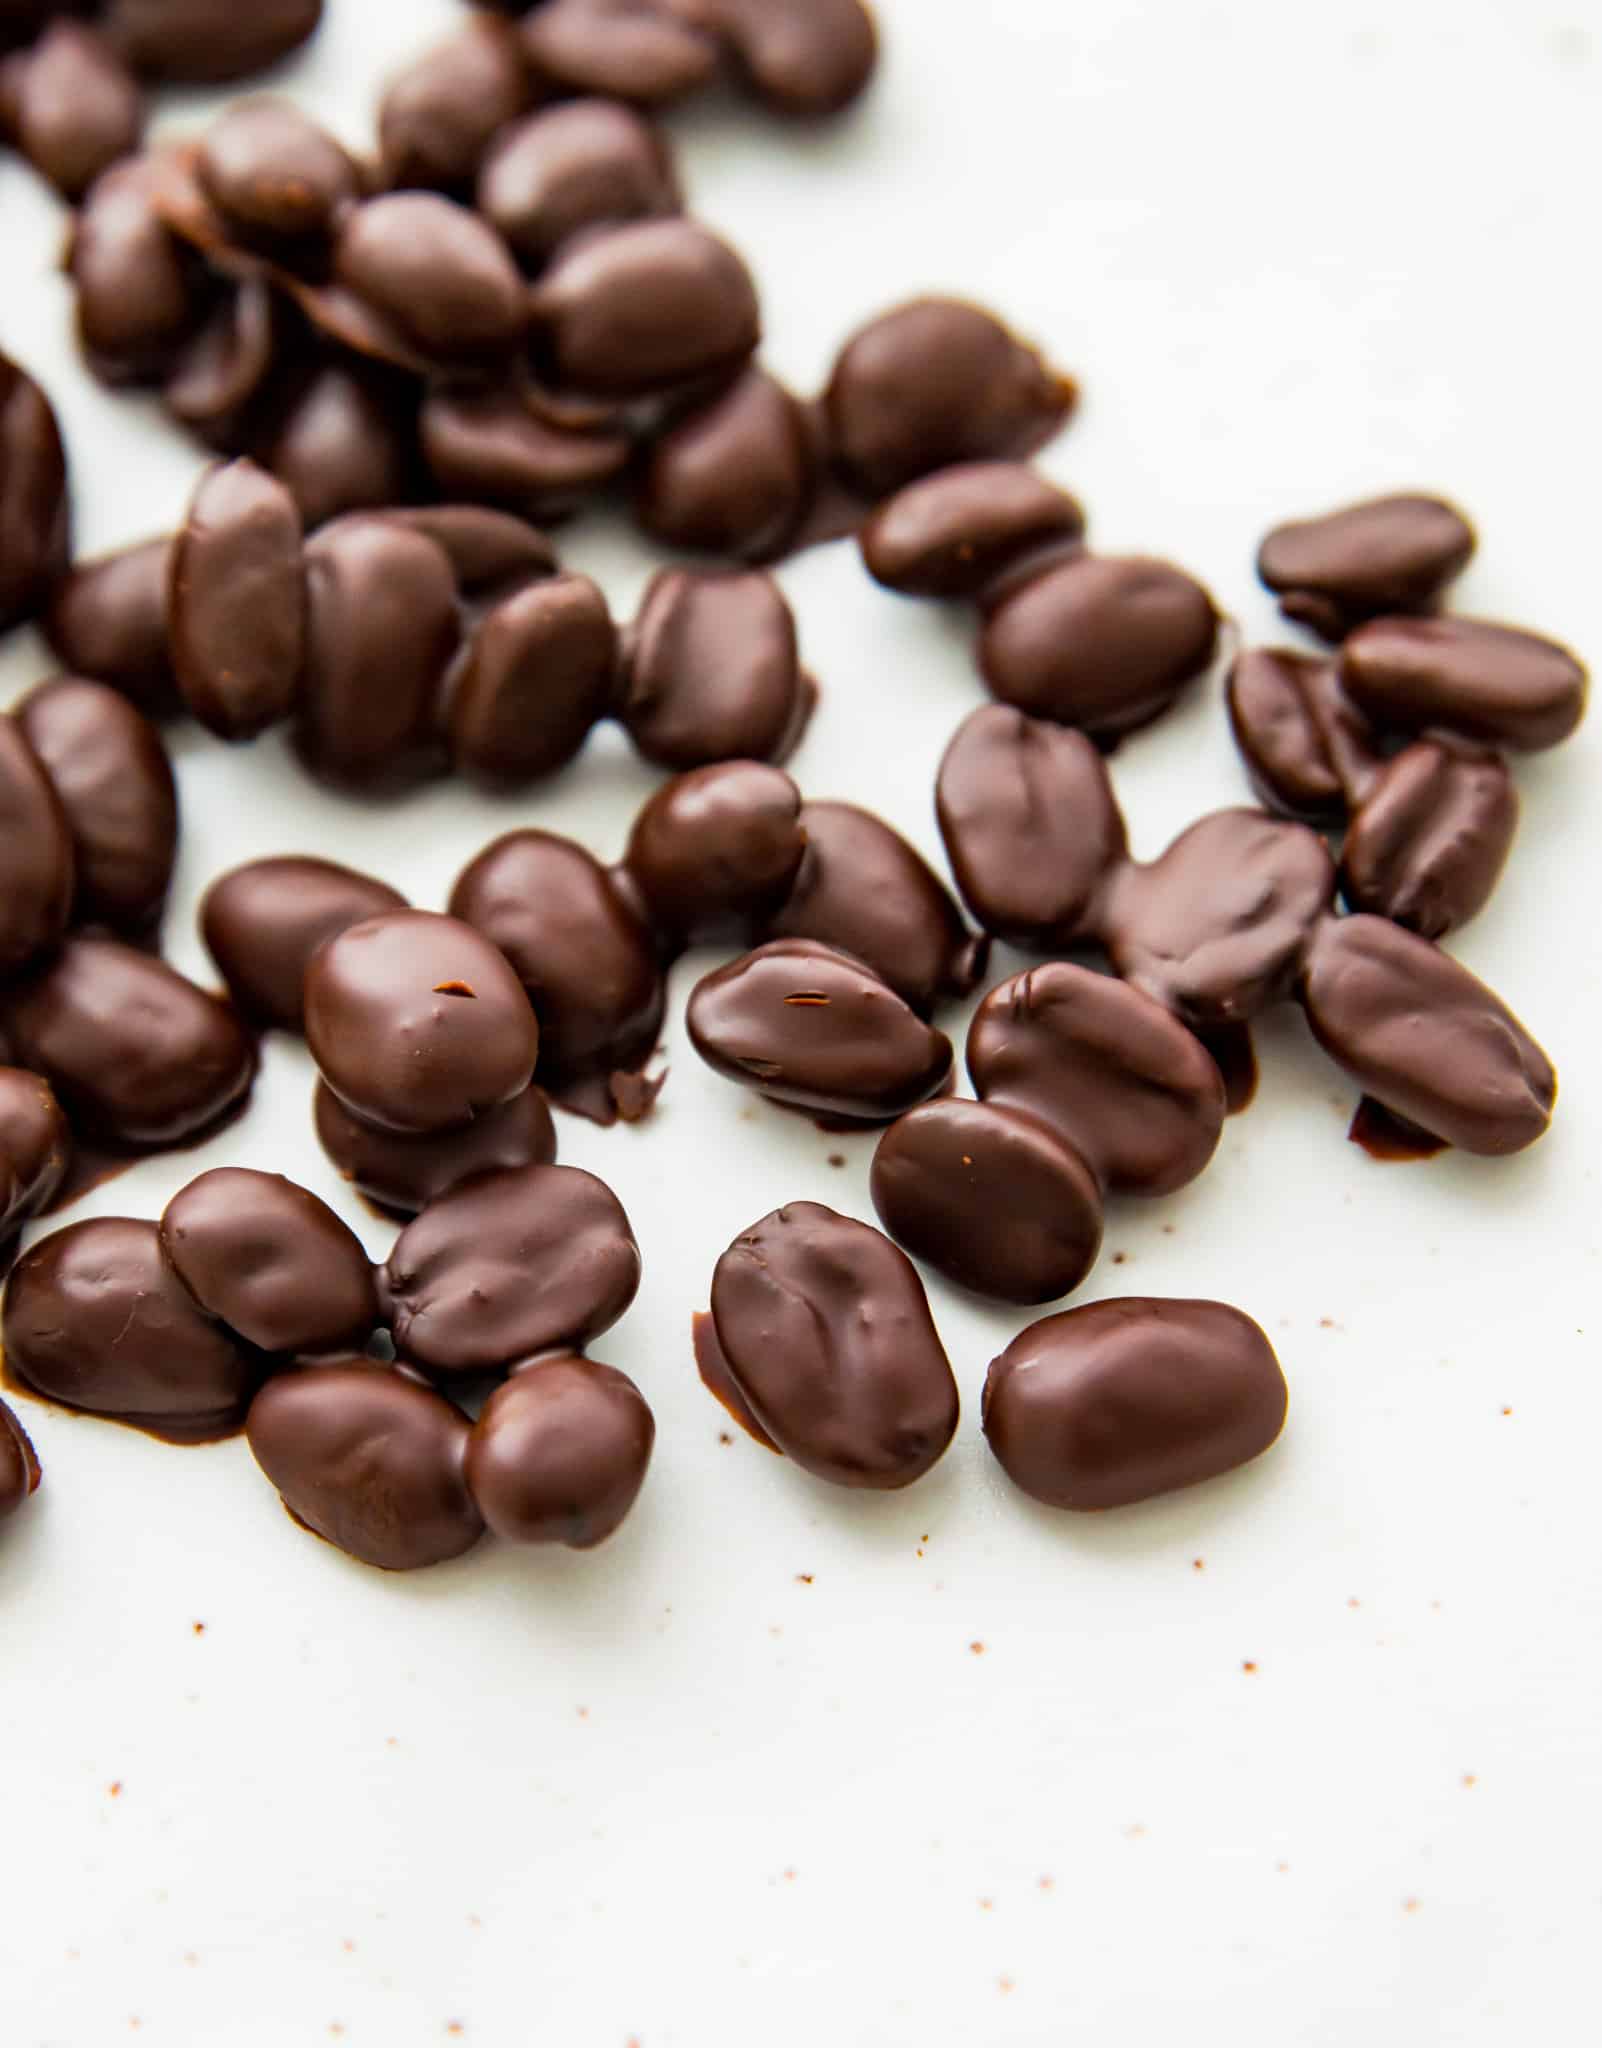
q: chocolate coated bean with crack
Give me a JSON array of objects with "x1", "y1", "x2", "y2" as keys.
[
  {"x1": 1339, "y1": 739, "x2": 1518, "y2": 940},
  {"x1": 1225, "y1": 646, "x2": 1384, "y2": 823}
]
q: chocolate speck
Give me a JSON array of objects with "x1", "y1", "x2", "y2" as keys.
[
  {"x1": 796, "y1": 1573, "x2": 814, "y2": 1584},
  {"x1": 827, "y1": 1153, "x2": 846, "y2": 1168},
  {"x1": 1161, "y1": 1223, "x2": 1175, "y2": 1235},
  {"x1": 341, "y1": 1940, "x2": 355, "y2": 1954},
  {"x1": 1403, "y1": 1898, "x2": 1421, "y2": 1914},
  {"x1": 192, "y1": 1622, "x2": 206, "y2": 1636},
  {"x1": 577, "y1": 1707, "x2": 589, "y2": 1720},
  {"x1": 1462, "y1": 1774, "x2": 1477, "y2": 1788},
  {"x1": 782, "y1": 1869, "x2": 796, "y2": 1883},
  {"x1": 1038, "y1": 1876, "x2": 1054, "y2": 1892},
  {"x1": 998, "y1": 1979, "x2": 1015, "y2": 1996},
  {"x1": 108, "y1": 1781, "x2": 123, "y2": 1798},
  {"x1": 1348, "y1": 1597, "x2": 1361, "y2": 1609},
  {"x1": 1192, "y1": 1557, "x2": 1205, "y2": 1571},
  {"x1": 1242, "y1": 1660, "x2": 1258, "y2": 1674},
  {"x1": 969, "y1": 1640, "x2": 986, "y2": 1656},
  {"x1": 979, "y1": 1897, "x2": 994, "y2": 1911},
  {"x1": 1111, "y1": 1251, "x2": 1127, "y2": 1264},
  {"x1": 718, "y1": 1431, "x2": 733, "y2": 1445},
  {"x1": 1501, "y1": 1405, "x2": 1513, "y2": 1416}
]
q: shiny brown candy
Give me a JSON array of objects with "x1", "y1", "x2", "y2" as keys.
[
  {"x1": 196, "y1": 97, "x2": 359, "y2": 246},
  {"x1": 1340, "y1": 616, "x2": 1588, "y2": 753},
  {"x1": 160, "y1": 1168, "x2": 378, "y2": 1357},
  {"x1": 168, "y1": 458, "x2": 305, "y2": 740},
  {"x1": 70, "y1": 155, "x2": 200, "y2": 384},
  {"x1": 983, "y1": 1297, "x2": 1289, "y2": 1511},
  {"x1": 634, "y1": 366, "x2": 815, "y2": 561},
  {"x1": 5, "y1": 21, "x2": 142, "y2": 203},
  {"x1": 528, "y1": 218, "x2": 760, "y2": 399},
  {"x1": 332, "y1": 193, "x2": 527, "y2": 364},
  {"x1": 1339, "y1": 739, "x2": 1518, "y2": 940},
  {"x1": 386, "y1": 1163, "x2": 641, "y2": 1378},
  {"x1": 304, "y1": 909, "x2": 540, "y2": 1137},
  {"x1": 967, "y1": 964, "x2": 1225, "y2": 1198},
  {"x1": 465, "y1": 1355, "x2": 654, "y2": 1547},
  {"x1": 296, "y1": 516, "x2": 457, "y2": 790},
  {"x1": 861, "y1": 461, "x2": 1084, "y2": 601},
  {"x1": 315, "y1": 1076, "x2": 556, "y2": 1218},
  {"x1": 0, "y1": 1395, "x2": 40, "y2": 1524},
  {"x1": 419, "y1": 380, "x2": 631, "y2": 520},
  {"x1": 617, "y1": 567, "x2": 811, "y2": 769},
  {"x1": 520, "y1": 1, "x2": 718, "y2": 106},
  {"x1": 1225, "y1": 646, "x2": 1384, "y2": 823},
  {"x1": 0, "y1": 349, "x2": 70, "y2": 634},
  {"x1": 623, "y1": 759, "x2": 805, "y2": 945},
  {"x1": 0, "y1": 1065, "x2": 70, "y2": 1236},
  {"x1": 706, "y1": 1201, "x2": 958, "y2": 1489},
  {"x1": 201, "y1": 855, "x2": 406, "y2": 1033},
  {"x1": 443, "y1": 571, "x2": 615, "y2": 785},
  {"x1": 379, "y1": 13, "x2": 533, "y2": 195},
  {"x1": 0, "y1": 937, "x2": 254, "y2": 1144},
  {"x1": 824, "y1": 298, "x2": 1076, "y2": 499},
  {"x1": 3, "y1": 1216, "x2": 256, "y2": 1441},
  {"x1": 15, "y1": 676, "x2": 178, "y2": 933},
  {"x1": 764, "y1": 800, "x2": 986, "y2": 1014},
  {"x1": 0, "y1": 713, "x2": 74, "y2": 975},
  {"x1": 1258, "y1": 492, "x2": 1476, "y2": 642},
  {"x1": 936, "y1": 705, "x2": 1125, "y2": 949},
  {"x1": 164, "y1": 277, "x2": 282, "y2": 452},
  {"x1": 263, "y1": 361, "x2": 416, "y2": 532},
  {"x1": 688, "y1": 938, "x2": 954, "y2": 1122},
  {"x1": 1103, "y1": 810, "x2": 1337, "y2": 1027},
  {"x1": 1298, "y1": 914, "x2": 1556, "y2": 1156},
  {"x1": 478, "y1": 98, "x2": 680, "y2": 270},
  {"x1": 980, "y1": 553, "x2": 1219, "y2": 740},
  {"x1": 246, "y1": 1363, "x2": 484, "y2": 1572},
  {"x1": 43, "y1": 536, "x2": 177, "y2": 716},
  {"x1": 449, "y1": 829, "x2": 665, "y2": 1117},
  {"x1": 100, "y1": 0, "x2": 324, "y2": 84},
  {"x1": 667, "y1": 0, "x2": 877, "y2": 116},
  {"x1": 871, "y1": 1098, "x2": 1103, "y2": 1306},
  {"x1": 381, "y1": 504, "x2": 557, "y2": 607}
]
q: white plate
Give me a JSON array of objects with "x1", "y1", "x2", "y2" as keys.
[{"x1": 2, "y1": 3, "x2": 1598, "y2": 2042}]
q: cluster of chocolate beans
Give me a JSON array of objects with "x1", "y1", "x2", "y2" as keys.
[
  {"x1": 694, "y1": 1201, "x2": 1290, "y2": 1512},
  {"x1": 0, "y1": 1, "x2": 322, "y2": 202},
  {"x1": 2, "y1": 1157, "x2": 652, "y2": 1567}
]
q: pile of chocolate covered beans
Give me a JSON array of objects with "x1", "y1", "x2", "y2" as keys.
[{"x1": 0, "y1": 4, "x2": 1588, "y2": 1567}]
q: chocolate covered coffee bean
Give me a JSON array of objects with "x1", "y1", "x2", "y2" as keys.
[
  {"x1": 1258, "y1": 492, "x2": 1476, "y2": 642},
  {"x1": 332, "y1": 193, "x2": 527, "y2": 366},
  {"x1": 666, "y1": 0, "x2": 878, "y2": 117},
  {"x1": 168, "y1": 458, "x2": 305, "y2": 740},
  {"x1": 0, "y1": 1066, "x2": 70, "y2": 1239},
  {"x1": 1340, "y1": 616, "x2": 1588, "y2": 753},
  {"x1": 0, "y1": 348, "x2": 69, "y2": 634},
  {"x1": 478, "y1": 98, "x2": 680, "y2": 268},
  {"x1": 202, "y1": 855, "x2": 406, "y2": 1033},
  {"x1": 315, "y1": 1077, "x2": 556, "y2": 1219},
  {"x1": 100, "y1": 0, "x2": 324, "y2": 84},
  {"x1": 419, "y1": 381, "x2": 632, "y2": 521},
  {"x1": 0, "y1": 1395, "x2": 40, "y2": 1524},
  {"x1": 861, "y1": 462, "x2": 1084, "y2": 601},
  {"x1": 1339, "y1": 739, "x2": 1518, "y2": 939},
  {"x1": 44, "y1": 537, "x2": 178, "y2": 714},
  {"x1": 520, "y1": 2, "x2": 719, "y2": 107},
  {"x1": 195, "y1": 96, "x2": 358, "y2": 247},
  {"x1": 69, "y1": 156, "x2": 200, "y2": 385},
  {"x1": 465, "y1": 1356, "x2": 654, "y2": 1548},
  {"x1": 443, "y1": 572, "x2": 615, "y2": 785},
  {"x1": 0, "y1": 713, "x2": 74, "y2": 975},
  {"x1": 622, "y1": 760, "x2": 805, "y2": 945},
  {"x1": 379, "y1": 13, "x2": 533, "y2": 196},
  {"x1": 634, "y1": 367, "x2": 815, "y2": 562},
  {"x1": 3, "y1": 21, "x2": 141, "y2": 204},
  {"x1": 1225, "y1": 646, "x2": 1384, "y2": 823}
]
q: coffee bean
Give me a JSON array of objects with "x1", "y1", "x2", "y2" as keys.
[
  {"x1": 635, "y1": 366, "x2": 815, "y2": 561},
  {"x1": 201, "y1": 855, "x2": 406, "y2": 1033},
  {"x1": 1340, "y1": 615, "x2": 1588, "y2": 752},
  {"x1": 520, "y1": 1, "x2": 719, "y2": 106},
  {"x1": 100, "y1": 0, "x2": 323, "y2": 84},
  {"x1": 478, "y1": 98, "x2": 680, "y2": 269},
  {"x1": 667, "y1": 0, "x2": 877, "y2": 116},
  {"x1": 7, "y1": 21, "x2": 142, "y2": 203},
  {"x1": 861, "y1": 461, "x2": 1084, "y2": 600},
  {"x1": 0, "y1": 1065, "x2": 70, "y2": 1237},
  {"x1": 43, "y1": 536, "x2": 177, "y2": 716},
  {"x1": 315, "y1": 1076, "x2": 556, "y2": 1219},
  {"x1": 444, "y1": 571, "x2": 615, "y2": 785},
  {"x1": 1225, "y1": 646, "x2": 1384, "y2": 823},
  {"x1": 465, "y1": 1355, "x2": 654, "y2": 1547},
  {"x1": 0, "y1": 714, "x2": 74, "y2": 975},
  {"x1": 333, "y1": 193, "x2": 527, "y2": 363},
  {"x1": 379, "y1": 13, "x2": 533, "y2": 195},
  {"x1": 197, "y1": 96, "x2": 359, "y2": 246},
  {"x1": 263, "y1": 360, "x2": 418, "y2": 532},
  {"x1": 70, "y1": 154, "x2": 200, "y2": 383},
  {"x1": 1258, "y1": 492, "x2": 1476, "y2": 642},
  {"x1": 623, "y1": 759, "x2": 805, "y2": 945},
  {"x1": 1340, "y1": 739, "x2": 1518, "y2": 940},
  {"x1": 168, "y1": 458, "x2": 305, "y2": 740},
  {"x1": 0, "y1": 348, "x2": 69, "y2": 634}
]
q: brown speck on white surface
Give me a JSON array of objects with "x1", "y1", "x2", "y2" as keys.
[
  {"x1": 577, "y1": 1707, "x2": 589, "y2": 1719},
  {"x1": 1038, "y1": 1876, "x2": 1054, "y2": 1892},
  {"x1": 184, "y1": 1952, "x2": 198, "y2": 1966},
  {"x1": 192, "y1": 1621, "x2": 206, "y2": 1636},
  {"x1": 1403, "y1": 1898, "x2": 1421, "y2": 1913},
  {"x1": 1276, "y1": 1861, "x2": 1289, "y2": 1874},
  {"x1": 969, "y1": 1640, "x2": 985, "y2": 1655},
  {"x1": 108, "y1": 1781, "x2": 123, "y2": 1798},
  {"x1": 827, "y1": 1153, "x2": 846, "y2": 1168},
  {"x1": 1111, "y1": 1251, "x2": 1127, "y2": 1264},
  {"x1": 1242, "y1": 1660, "x2": 1258, "y2": 1674},
  {"x1": 1463, "y1": 1774, "x2": 1477, "y2": 1788},
  {"x1": 998, "y1": 1977, "x2": 1015, "y2": 1995},
  {"x1": 341, "y1": 1940, "x2": 356, "y2": 1953},
  {"x1": 718, "y1": 1431, "x2": 733, "y2": 1444},
  {"x1": 1501, "y1": 1405, "x2": 1513, "y2": 1416},
  {"x1": 796, "y1": 1573, "x2": 814, "y2": 1585},
  {"x1": 1348, "y1": 1597, "x2": 1361, "y2": 1609},
  {"x1": 782, "y1": 1868, "x2": 797, "y2": 1882},
  {"x1": 1192, "y1": 1557, "x2": 1205, "y2": 1571}
]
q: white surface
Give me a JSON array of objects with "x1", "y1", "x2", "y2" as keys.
[{"x1": 1, "y1": 3, "x2": 1599, "y2": 2042}]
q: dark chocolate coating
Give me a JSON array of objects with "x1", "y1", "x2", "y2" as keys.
[
  {"x1": 3, "y1": 1217, "x2": 256, "y2": 1439},
  {"x1": 861, "y1": 462, "x2": 1085, "y2": 601},
  {"x1": 635, "y1": 366, "x2": 814, "y2": 562},
  {"x1": 304, "y1": 909, "x2": 540, "y2": 1137},
  {"x1": 871, "y1": 1098, "x2": 1103, "y2": 1306},
  {"x1": 1257, "y1": 492, "x2": 1476, "y2": 642},
  {"x1": 164, "y1": 278, "x2": 281, "y2": 452},
  {"x1": 333, "y1": 193, "x2": 526, "y2": 363},
  {"x1": 528, "y1": 218, "x2": 760, "y2": 398},
  {"x1": 708, "y1": 1201, "x2": 958, "y2": 1490},
  {"x1": 0, "y1": 713, "x2": 74, "y2": 975},
  {"x1": 617, "y1": 567, "x2": 808, "y2": 769},
  {"x1": 246, "y1": 1363, "x2": 483, "y2": 1572},
  {"x1": 1340, "y1": 616, "x2": 1588, "y2": 753},
  {"x1": 315, "y1": 1076, "x2": 556, "y2": 1219},
  {"x1": 1298, "y1": 915, "x2": 1556, "y2": 1156},
  {"x1": 0, "y1": 1065, "x2": 70, "y2": 1235},
  {"x1": 1225, "y1": 646, "x2": 1384, "y2": 823},
  {"x1": 196, "y1": 96, "x2": 357, "y2": 244},
  {"x1": 465, "y1": 1354, "x2": 654, "y2": 1548},
  {"x1": 263, "y1": 362, "x2": 415, "y2": 532},
  {"x1": 101, "y1": 0, "x2": 323, "y2": 83},
  {"x1": 43, "y1": 536, "x2": 176, "y2": 716},
  {"x1": 386, "y1": 1163, "x2": 640, "y2": 1377},
  {"x1": 520, "y1": 2, "x2": 718, "y2": 107},
  {"x1": 449, "y1": 830, "x2": 665, "y2": 1103},
  {"x1": 296, "y1": 516, "x2": 457, "y2": 790},
  {"x1": 0, "y1": 1395, "x2": 40, "y2": 1523},
  {"x1": 764, "y1": 800, "x2": 986, "y2": 1013},
  {"x1": 688, "y1": 938, "x2": 954, "y2": 1122},
  {"x1": 15, "y1": 676, "x2": 177, "y2": 933},
  {"x1": 444, "y1": 572, "x2": 615, "y2": 785},
  {"x1": 983, "y1": 1298, "x2": 1288, "y2": 1511},
  {"x1": 824, "y1": 298, "x2": 1076, "y2": 499},
  {"x1": 980, "y1": 553, "x2": 1219, "y2": 740},
  {"x1": 0, "y1": 349, "x2": 70, "y2": 634},
  {"x1": 380, "y1": 504, "x2": 557, "y2": 607},
  {"x1": 160, "y1": 1168, "x2": 378, "y2": 1357},
  {"x1": 7, "y1": 22, "x2": 142, "y2": 203},
  {"x1": 967, "y1": 963, "x2": 1225, "y2": 1198},
  {"x1": 201, "y1": 855, "x2": 406, "y2": 1033},
  {"x1": 1340, "y1": 739, "x2": 1518, "y2": 940},
  {"x1": 622, "y1": 759, "x2": 805, "y2": 944},
  {"x1": 69, "y1": 155, "x2": 199, "y2": 384},
  {"x1": 168, "y1": 458, "x2": 305, "y2": 740},
  {"x1": 0, "y1": 937, "x2": 253, "y2": 1144},
  {"x1": 666, "y1": 0, "x2": 877, "y2": 116},
  {"x1": 419, "y1": 380, "x2": 632, "y2": 521},
  {"x1": 936, "y1": 705, "x2": 1125, "y2": 949},
  {"x1": 379, "y1": 14, "x2": 532, "y2": 195},
  {"x1": 478, "y1": 98, "x2": 679, "y2": 269},
  {"x1": 1103, "y1": 810, "x2": 1337, "y2": 1027}
]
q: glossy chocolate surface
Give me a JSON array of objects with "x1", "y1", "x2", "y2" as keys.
[
  {"x1": 0, "y1": 1065, "x2": 70, "y2": 1235},
  {"x1": 6, "y1": 22, "x2": 141, "y2": 203},
  {"x1": 263, "y1": 361, "x2": 416, "y2": 532},
  {"x1": 164, "y1": 276, "x2": 281, "y2": 452},
  {"x1": 1225, "y1": 646, "x2": 1384, "y2": 823},
  {"x1": 333, "y1": 193, "x2": 527, "y2": 364},
  {"x1": 478, "y1": 98, "x2": 679, "y2": 267},
  {"x1": 315, "y1": 1076, "x2": 556, "y2": 1219},
  {"x1": 445, "y1": 571, "x2": 615, "y2": 785},
  {"x1": 1258, "y1": 492, "x2": 1476, "y2": 641},
  {"x1": 304, "y1": 909, "x2": 540, "y2": 1136},
  {"x1": 983, "y1": 1297, "x2": 1288, "y2": 1510},
  {"x1": 871, "y1": 1097, "x2": 1103, "y2": 1306},
  {"x1": 0, "y1": 1393, "x2": 40, "y2": 1522},
  {"x1": 623, "y1": 759, "x2": 805, "y2": 945},
  {"x1": 669, "y1": 0, "x2": 878, "y2": 116},
  {"x1": 419, "y1": 380, "x2": 632, "y2": 521},
  {"x1": 861, "y1": 461, "x2": 1084, "y2": 601},
  {"x1": 1340, "y1": 615, "x2": 1588, "y2": 752},
  {"x1": 618, "y1": 567, "x2": 809, "y2": 769},
  {"x1": 69, "y1": 155, "x2": 199, "y2": 384},
  {"x1": 707, "y1": 1201, "x2": 958, "y2": 1489},
  {"x1": 1339, "y1": 739, "x2": 1518, "y2": 939},
  {"x1": 0, "y1": 712, "x2": 74, "y2": 974},
  {"x1": 465, "y1": 1354, "x2": 654, "y2": 1548},
  {"x1": 43, "y1": 536, "x2": 177, "y2": 717},
  {"x1": 201, "y1": 855, "x2": 406, "y2": 1033},
  {"x1": 520, "y1": 2, "x2": 718, "y2": 107},
  {"x1": 386, "y1": 1163, "x2": 640, "y2": 1376},
  {"x1": 100, "y1": 0, "x2": 324, "y2": 84},
  {"x1": 635, "y1": 366, "x2": 814, "y2": 561},
  {"x1": 379, "y1": 13, "x2": 531, "y2": 195},
  {"x1": 0, "y1": 348, "x2": 69, "y2": 633}
]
